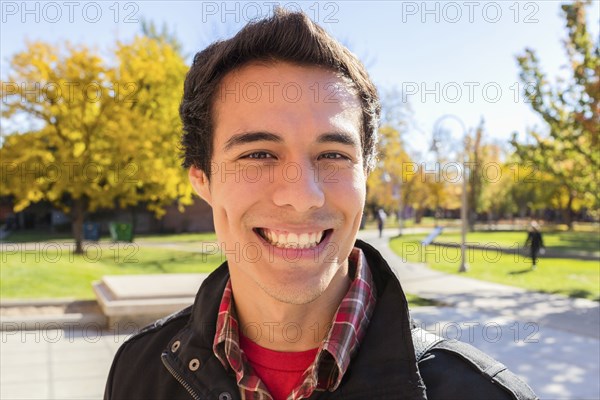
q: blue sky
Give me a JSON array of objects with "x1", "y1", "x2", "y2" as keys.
[{"x1": 2, "y1": 1, "x2": 599, "y2": 155}]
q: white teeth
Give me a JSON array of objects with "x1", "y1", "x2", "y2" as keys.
[
  {"x1": 299, "y1": 233, "x2": 309, "y2": 247},
  {"x1": 260, "y1": 228, "x2": 326, "y2": 249},
  {"x1": 288, "y1": 233, "x2": 298, "y2": 246}
]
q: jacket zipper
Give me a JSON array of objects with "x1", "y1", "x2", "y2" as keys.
[{"x1": 161, "y1": 353, "x2": 202, "y2": 400}]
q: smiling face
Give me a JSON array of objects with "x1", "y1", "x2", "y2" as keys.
[{"x1": 189, "y1": 62, "x2": 366, "y2": 306}]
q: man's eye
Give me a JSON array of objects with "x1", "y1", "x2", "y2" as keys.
[
  {"x1": 243, "y1": 152, "x2": 274, "y2": 159},
  {"x1": 319, "y1": 152, "x2": 347, "y2": 160}
]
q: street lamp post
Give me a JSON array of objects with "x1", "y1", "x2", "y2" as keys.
[{"x1": 432, "y1": 114, "x2": 469, "y2": 272}]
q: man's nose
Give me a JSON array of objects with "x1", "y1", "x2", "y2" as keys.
[{"x1": 272, "y1": 161, "x2": 325, "y2": 212}]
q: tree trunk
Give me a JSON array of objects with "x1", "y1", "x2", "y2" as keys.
[
  {"x1": 130, "y1": 205, "x2": 138, "y2": 242},
  {"x1": 71, "y1": 198, "x2": 85, "y2": 254},
  {"x1": 468, "y1": 210, "x2": 477, "y2": 231},
  {"x1": 565, "y1": 192, "x2": 574, "y2": 230},
  {"x1": 414, "y1": 208, "x2": 423, "y2": 224}
]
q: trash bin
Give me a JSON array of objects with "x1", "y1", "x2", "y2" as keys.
[
  {"x1": 83, "y1": 222, "x2": 100, "y2": 241},
  {"x1": 109, "y1": 222, "x2": 133, "y2": 242}
]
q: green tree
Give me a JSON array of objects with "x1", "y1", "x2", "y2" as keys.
[
  {"x1": 1, "y1": 37, "x2": 192, "y2": 253},
  {"x1": 480, "y1": 162, "x2": 518, "y2": 221},
  {"x1": 511, "y1": 0, "x2": 599, "y2": 227}
]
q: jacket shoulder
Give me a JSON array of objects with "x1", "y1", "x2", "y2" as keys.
[
  {"x1": 139, "y1": 306, "x2": 193, "y2": 336},
  {"x1": 413, "y1": 328, "x2": 538, "y2": 400},
  {"x1": 119, "y1": 305, "x2": 193, "y2": 351}
]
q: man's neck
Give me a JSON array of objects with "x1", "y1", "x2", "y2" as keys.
[{"x1": 230, "y1": 266, "x2": 352, "y2": 352}]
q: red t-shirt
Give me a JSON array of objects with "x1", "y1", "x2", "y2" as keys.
[{"x1": 240, "y1": 334, "x2": 319, "y2": 400}]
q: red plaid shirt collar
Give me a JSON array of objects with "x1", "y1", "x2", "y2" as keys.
[{"x1": 213, "y1": 247, "x2": 377, "y2": 400}]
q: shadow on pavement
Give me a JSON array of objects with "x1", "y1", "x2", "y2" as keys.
[{"x1": 411, "y1": 306, "x2": 600, "y2": 400}]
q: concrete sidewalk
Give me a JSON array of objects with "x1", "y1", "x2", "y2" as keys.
[
  {"x1": 1, "y1": 328, "x2": 129, "y2": 399},
  {"x1": 358, "y1": 228, "x2": 600, "y2": 399}
]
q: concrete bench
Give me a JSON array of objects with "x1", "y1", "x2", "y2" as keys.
[{"x1": 93, "y1": 273, "x2": 209, "y2": 328}]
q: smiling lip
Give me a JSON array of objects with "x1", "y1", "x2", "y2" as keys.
[{"x1": 254, "y1": 227, "x2": 331, "y2": 249}]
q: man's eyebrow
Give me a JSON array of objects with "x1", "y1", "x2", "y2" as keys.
[
  {"x1": 223, "y1": 132, "x2": 283, "y2": 151},
  {"x1": 317, "y1": 132, "x2": 359, "y2": 147}
]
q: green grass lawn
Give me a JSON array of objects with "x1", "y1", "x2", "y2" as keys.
[
  {"x1": 362, "y1": 216, "x2": 459, "y2": 231},
  {"x1": 1, "y1": 244, "x2": 225, "y2": 299},
  {"x1": 3, "y1": 230, "x2": 218, "y2": 244},
  {"x1": 434, "y1": 230, "x2": 600, "y2": 255},
  {"x1": 361, "y1": 218, "x2": 599, "y2": 233},
  {"x1": 390, "y1": 234, "x2": 600, "y2": 301},
  {"x1": 135, "y1": 232, "x2": 217, "y2": 243},
  {"x1": 405, "y1": 293, "x2": 439, "y2": 307}
]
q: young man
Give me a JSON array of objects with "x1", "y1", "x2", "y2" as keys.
[{"x1": 105, "y1": 10, "x2": 537, "y2": 400}]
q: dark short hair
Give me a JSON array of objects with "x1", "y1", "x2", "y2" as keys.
[{"x1": 180, "y1": 8, "x2": 380, "y2": 175}]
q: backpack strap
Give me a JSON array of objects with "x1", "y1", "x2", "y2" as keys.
[{"x1": 411, "y1": 327, "x2": 538, "y2": 400}]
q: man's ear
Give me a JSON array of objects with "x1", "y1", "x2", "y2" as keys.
[{"x1": 189, "y1": 166, "x2": 212, "y2": 206}]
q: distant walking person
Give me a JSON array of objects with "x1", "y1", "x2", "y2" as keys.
[
  {"x1": 525, "y1": 221, "x2": 545, "y2": 270},
  {"x1": 376, "y1": 208, "x2": 387, "y2": 238}
]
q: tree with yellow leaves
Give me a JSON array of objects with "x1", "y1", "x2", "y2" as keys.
[
  {"x1": 1, "y1": 36, "x2": 193, "y2": 253},
  {"x1": 367, "y1": 125, "x2": 414, "y2": 212}
]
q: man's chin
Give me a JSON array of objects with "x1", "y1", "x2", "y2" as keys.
[
  {"x1": 259, "y1": 282, "x2": 325, "y2": 306},
  {"x1": 252, "y1": 258, "x2": 350, "y2": 306}
]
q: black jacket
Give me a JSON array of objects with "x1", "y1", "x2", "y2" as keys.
[
  {"x1": 105, "y1": 240, "x2": 537, "y2": 400},
  {"x1": 525, "y1": 231, "x2": 544, "y2": 251}
]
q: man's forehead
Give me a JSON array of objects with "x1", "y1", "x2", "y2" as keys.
[{"x1": 215, "y1": 61, "x2": 361, "y2": 104}]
